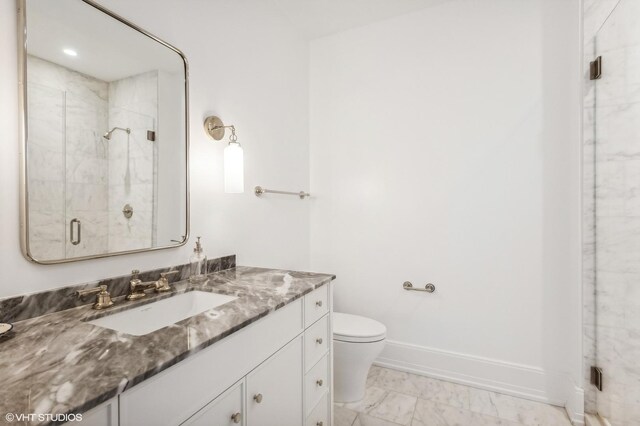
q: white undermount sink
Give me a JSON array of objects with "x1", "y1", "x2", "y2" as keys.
[{"x1": 88, "y1": 291, "x2": 237, "y2": 336}]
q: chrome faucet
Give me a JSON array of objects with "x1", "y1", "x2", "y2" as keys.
[{"x1": 126, "y1": 270, "x2": 179, "y2": 301}]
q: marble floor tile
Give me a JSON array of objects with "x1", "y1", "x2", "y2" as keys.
[
  {"x1": 335, "y1": 405, "x2": 359, "y2": 426},
  {"x1": 374, "y1": 367, "x2": 472, "y2": 410},
  {"x1": 341, "y1": 386, "x2": 389, "y2": 414},
  {"x1": 374, "y1": 367, "x2": 430, "y2": 397},
  {"x1": 354, "y1": 413, "x2": 404, "y2": 426},
  {"x1": 367, "y1": 365, "x2": 384, "y2": 388},
  {"x1": 469, "y1": 387, "x2": 500, "y2": 417},
  {"x1": 417, "y1": 377, "x2": 471, "y2": 410},
  {"x1": 412, "y1": 398, "x2": 523, "y2": 426},
  {"x1": 337, "y1": 367, "x2": 573, "y2": 426},
  {"x1": 368, "y1": 391, "x2": 417, "y2": 425},
  {"x1": 483, "y1": 392, "x2": 572, "y2": 426}
]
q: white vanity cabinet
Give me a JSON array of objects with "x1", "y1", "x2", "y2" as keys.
[
  {"x1": 112, "y1": 283, "x2": 333, "y2": 426},
  {"x1": 245, "y1": 336, "x2": 303, "y2": 425},
  {"x1": 182, "y1": 380, "x2": 245, "y2": 426},
  {"x1": 65, "y1": 397, "x2": 118, "y2": 426}
]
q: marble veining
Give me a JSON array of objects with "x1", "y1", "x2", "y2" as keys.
[
  {"x1": 26, "y1": 55, "x2": 170, "y2": 261},
  {"x1": 0, "y1": 265, "x2": 334, "y2": 425},
  {"x1": 583, "y1": 0, "x2": 640, "y2": 423},
  {"x1": 336, "y1": 366, "x2": 572, "y2": 426},
  {"x1": 107, "y1": 70, "x2": 159, "y2": 252},
  {"x1": 0, "y1": 255, "x2": 235, "y2": 324}
]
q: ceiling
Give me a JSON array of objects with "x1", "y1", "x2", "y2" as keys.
[
  {"x1": 27, "y1": 0, "x2": 184, "y2": 82},
  {"x1": 26, "y1": 0, "x2": 450, "y2": 81},
  {"x1": 271, "y1": 0, "x2": 451, "y2": 39}
]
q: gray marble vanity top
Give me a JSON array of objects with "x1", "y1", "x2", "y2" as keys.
[{"x1": 0, "y1": 266, "x2": 335, "y2": 425}]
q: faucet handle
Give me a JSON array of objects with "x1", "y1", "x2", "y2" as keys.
[
  {"x1": 130, "y1": 270, "x2": 142, "y2": 286},
  {"x1": 76, "y1": 285, "x2": 114, "y2": 310},
  {"x1": 156, "y1": 270, "x2": 179, "y2": 292}
]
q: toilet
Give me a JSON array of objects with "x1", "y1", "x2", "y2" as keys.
[{"x1": 333, "y1": 312, "x2": 386, "y2": 403}]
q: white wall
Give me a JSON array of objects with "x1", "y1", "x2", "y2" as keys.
[
  {"x1": 0, "y1": 0, "x2": 310, "y2": 298},
  {"x1": 310, "y1": 0, "x2": 582, "y2": 413}
]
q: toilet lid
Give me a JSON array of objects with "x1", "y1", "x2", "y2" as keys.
[{"x1": 333, "y1": 312, "x2": 386, "y2": 343}]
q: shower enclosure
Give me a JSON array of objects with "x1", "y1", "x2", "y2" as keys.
[
  {"x1": 585, "y1": 0, "x2": 640, "y2": 424},
  {"x1": 26, "y1": 56, "x2": 158, "y2": 260}
]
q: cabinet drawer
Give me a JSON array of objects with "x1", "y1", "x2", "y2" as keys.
[
  {"x1": 304, "y1": 314, "x2": 329, "y2": 372},
  {"x1": 304, "y1": 285, "x2": 329, "y2": 328},
  {"x1": 306, "y1": 392, "x2": 330, "y2": 426},
  {"x1": 182, "y1": 380, "x2": 244, "y2": 426},
  {"x1": 305, "y1": 354, "x2": 329, "y2": 416}
]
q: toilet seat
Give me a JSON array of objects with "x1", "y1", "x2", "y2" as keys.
[{"x1": 333, "y1": 312, "x2": 386, "y2": 343}]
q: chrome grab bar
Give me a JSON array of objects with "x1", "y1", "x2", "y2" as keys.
[
  {"x1": 70, "y1": 218, "x2": 81, "y2": 245},
  {"x1": 403, "y1": 281, "x2": 435, "y2": 293},
  {"x1": 254, "y1": 186, "x2": 310, "y2": 199}
]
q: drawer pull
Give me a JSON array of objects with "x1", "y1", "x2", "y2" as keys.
[
  {"x1": 317, "y1": 422, "x2": 323, "y2": 426},
  {"x1": 231, "y1": 412, "x2": 242, "y2": 423},
  {"x1": 315, "y1": 300, "x2": 323, "y2": 307},
  {"x1": 254, "y1": 393, "x2": 263, "y2": 403},
  {"x1": 316, "y1": 337, "x2": 323, "y2": 344},
  {"x1": 316, "y1": 379, "x2": 323, "y2": 387}
]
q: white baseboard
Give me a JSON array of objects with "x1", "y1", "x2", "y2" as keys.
[
  {"x1": 565, "y1": 384, "x2": 585, "y2": 425},
  {"x1": 375, "y1": 340, "x2": 584, "y2": 424}
]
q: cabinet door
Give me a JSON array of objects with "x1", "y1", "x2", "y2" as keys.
[
  {"x1": 182, "y1": 380, "x2": 244, "y2": 426},
  {"x1": 63, "y1": 398, "x2": 118, "y2": 426},
  {"x1": 246, "y1": 336, "x2": 303, "y2": 426}
]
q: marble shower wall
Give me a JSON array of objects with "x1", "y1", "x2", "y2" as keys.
[
  {"x1": 27, "y1": 57, "x2": 159, "y2": 260},
  {"x1": 107, "y1": 71, "x2": 158, "y2": 253},
  {"x1": 26, "y1": 56, "x2": 109, "y2": 260},
  {"x1": 583, "y1": 0, "x2": 640, "y2": 424}
]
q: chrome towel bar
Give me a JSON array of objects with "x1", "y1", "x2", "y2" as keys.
[
  {"x1": 403, "y1": 281, "x2": 436, "y2": 293},
  {"x1": 254, "y1": 186, "x2": 310, "y2": 199}
]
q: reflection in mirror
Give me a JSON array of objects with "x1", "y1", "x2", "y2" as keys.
[{"x1": 21, "y1": 0, "x2": 189, "y2": 263}]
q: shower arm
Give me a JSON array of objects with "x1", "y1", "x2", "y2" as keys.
[
  {"x1": 103, "y1": 127, "x2": 132, "y2": 140},
  {"x1": 111, "y1": 127, "x2": 131, "y2": 134}
]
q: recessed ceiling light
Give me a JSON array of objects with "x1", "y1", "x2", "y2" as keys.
[{"x1": 63, "y1": 48, "x2": 77, "y2": 57}]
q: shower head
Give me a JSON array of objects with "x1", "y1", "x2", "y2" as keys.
[{"x1": 102, "y1": 127, "x2": 131, "y2": 140}]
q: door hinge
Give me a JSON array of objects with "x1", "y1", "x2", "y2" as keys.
[
  {"x1": 590, "y1": 56, "x2": 602, "y2": 80},
  {"x1": 591, "y1": 366, "x2": 603, "y2": 391},
  {"x1": 147, "y1": 130, "x2": 156, "y2": 142}
]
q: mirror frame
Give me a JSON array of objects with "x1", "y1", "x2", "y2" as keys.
[{"x1": 17, "y1": 0, "x2": 190, "y2": 264}]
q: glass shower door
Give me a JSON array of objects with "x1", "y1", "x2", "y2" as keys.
[{"x1": 593, "y1": 0, "x2": 640, "y2": 423}]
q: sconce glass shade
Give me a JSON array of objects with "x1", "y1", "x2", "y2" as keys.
[{"x1": 224, "y1": 142, "x2": 244, "y2": 193}]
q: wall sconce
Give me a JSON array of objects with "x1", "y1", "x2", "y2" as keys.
[{"x1": 204, "y1": 115, "x2": 244, "y2": 193}]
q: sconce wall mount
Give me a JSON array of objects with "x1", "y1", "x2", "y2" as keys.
[
  {"x1": 204, "y1": 115, "x2": 229, "y2": 140},
  {"x1": 204, "y1": 115, "x2": 244, "y2": 193}
]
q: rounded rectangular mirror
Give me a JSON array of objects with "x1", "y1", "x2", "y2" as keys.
[{"x1": 18, "y1": 0, "x2": 189, "y2": 264}]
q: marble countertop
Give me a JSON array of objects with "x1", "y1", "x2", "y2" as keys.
[{"x1": 0, "y1": 266, "x2": 334, "y2": 425}]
